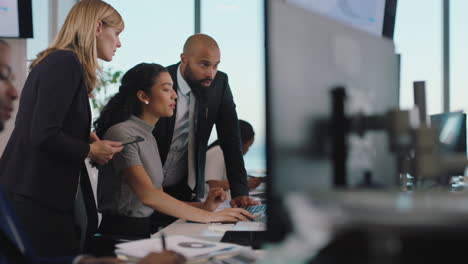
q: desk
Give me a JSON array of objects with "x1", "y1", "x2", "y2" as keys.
[
  {"x1": 150, "y1": 219, "x2": 267, "y2": 263},
  {"x1": 153, "y1": 183, "x2": 266, "y2": 240},
  {"x1": 150, "y1": 187, "x2": 267, "y2": 262},
  {"x1": 152, "y1": 219, "x2": 235, "y2": 243},
  {"x1": 153, "y1": 194, "x2": 265, "y2": 237}
]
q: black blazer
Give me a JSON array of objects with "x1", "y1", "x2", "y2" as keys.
[
  {"x1": 0, "y1": 50, "x2": 91, "y2": 212},
  {"x1": 154, "y1": 63, "x2": 248, "y2": 198}
]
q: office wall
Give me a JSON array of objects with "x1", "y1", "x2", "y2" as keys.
[{"x1": 0, "y1": 39, "x2": 27, "y2": 154}]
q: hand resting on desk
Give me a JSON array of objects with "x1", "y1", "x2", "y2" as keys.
[
  {"x1": 206, "y1": 177, "x2": 262, "y2": 191},
  {"x1": 199, "y1": 188, "x2": 256, "y2": 222},
  {"x1": 230, "y1": 196, "x2": 260, "y2": 208},
  {"x1": 248, "y1": 177, "x2": 262, "y2": 190},
  {"x1": 201, "y1": 187, "x2": 227, "y2": 211},
  {"x1": 208, "y1": 207, "x2": 254, "y2": 223}
]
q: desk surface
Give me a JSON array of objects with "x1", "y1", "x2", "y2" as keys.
[
  {"x1": 121, "y1": 186, "x2": 269, "y2": 262},
  {"x1": 153, "y1": 186, "x2": 266, "y2": 242},
  {"x1": 153, "y1": 219, "x2": 235, "y2": 242}
]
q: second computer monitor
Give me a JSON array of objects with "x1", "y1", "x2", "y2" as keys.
[{"x1": 430, "y1": 112, "x2": 467, "y2": 156}]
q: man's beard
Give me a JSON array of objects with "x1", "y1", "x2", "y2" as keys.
[{"x1": 183, "y1": 63, "x2": 212, "y2": 97}]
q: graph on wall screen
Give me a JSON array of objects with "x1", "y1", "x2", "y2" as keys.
[
  {"x1": 286, "y1": 0, "x2": 386, "y2": 36},
  {"x1": 0, "y1": 0, "x2": 20, "y2": 37}
]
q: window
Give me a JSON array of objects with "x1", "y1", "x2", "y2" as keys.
[
  {"x1": 27, "y1": 0, "x2": 49, "y2": 61},
  {"x1": 104, "y1": 0, "x2": 194, "y2": 72},
  {"x1": 201, "y1": 0, "x2": 266, "y2": 172},
  {"x1": 394, "y1": 0, "x2": 443, "y2": 115},
  {"x1": 95, "y1": 0, "x2": 194, "y2": 118},
  {"x1": 449, "y1": 0, "x2": 468, "y2": 113}
]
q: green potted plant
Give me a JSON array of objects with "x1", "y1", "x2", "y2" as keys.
[{"x1": 91, "y1": 67, "x2": 123, "y2": 116}]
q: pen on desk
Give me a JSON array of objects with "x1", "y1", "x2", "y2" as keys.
[{"x1": 161, "y1": 232, "x2": 167, "y2": 250}]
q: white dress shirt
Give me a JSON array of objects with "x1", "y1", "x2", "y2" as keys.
[{"x1": 162, "y1": 65, "x2": 196, "y2": 189}]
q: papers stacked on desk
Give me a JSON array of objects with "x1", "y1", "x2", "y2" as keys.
[{"x1": 115, "y1": 235, "x2": 244, "y2": 259}]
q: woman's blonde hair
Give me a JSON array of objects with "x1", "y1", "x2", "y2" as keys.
[{"x1": 30, "y1": 0, "x2": 124, "y2": 95}]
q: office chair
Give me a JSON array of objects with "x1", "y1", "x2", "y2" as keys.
[{"x1": 76, "y1": 164, "x2": 116, "y2": 257}]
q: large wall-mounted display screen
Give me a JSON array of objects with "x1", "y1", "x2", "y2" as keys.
[
  {"x1": 287, "y1": 0, "x2": 396, "y2": 38},
  {"x1": 0, "y1": 0, "x2": 33, "y2": 38}
]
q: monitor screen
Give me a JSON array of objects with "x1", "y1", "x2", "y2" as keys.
[
  {"x1": 430, "y1": 112, "x2": 467, "y2": 155},
  {"x1": 0, "y1": 0, "x2": 33, "y2": 38},
  {"x1": 285, "y1": 0, "x2": 397, "y2": 38}
]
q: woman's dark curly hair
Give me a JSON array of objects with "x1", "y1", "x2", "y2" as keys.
[{"x1": 93, "y1": 63, "x2": 168, "y2": 138}]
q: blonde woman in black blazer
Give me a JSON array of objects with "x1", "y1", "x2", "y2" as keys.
[{"x1": 0, "y1": 0, "x2": 124, "y2": 257}]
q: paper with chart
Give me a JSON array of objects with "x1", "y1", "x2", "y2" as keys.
[{"x1": 115, "y1": 235, "x2": 243, "y2": 258}]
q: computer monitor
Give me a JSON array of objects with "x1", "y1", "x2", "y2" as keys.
[
  {"x1": 285, "y1": 0, "x2": 397, "y2": 39},
  {"x1": 430, "y1": 112, "x2": 467, "y2": 156},
  {"x1": 265, "y1": 0, "x2": 400, "y2": 241},
  {"x1": 0, "y1": 0, "x2": 33, "y2": 38}
]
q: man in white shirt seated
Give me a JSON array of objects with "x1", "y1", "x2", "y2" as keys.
[{"x1": 204, "y1": 120, "x2": 262, "y2": 198}]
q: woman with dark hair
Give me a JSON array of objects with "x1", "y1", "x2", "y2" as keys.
[
  {"x1": 94, "y1": 63, "x2": 253, "y2": 238},
  {"x1": 205, "y1": 120, "x2": 262, "y2": 195}
]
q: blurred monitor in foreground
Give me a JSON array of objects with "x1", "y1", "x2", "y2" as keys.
[{"x1": 265, "y1": 0, "x2": 400, "y2": 241}]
